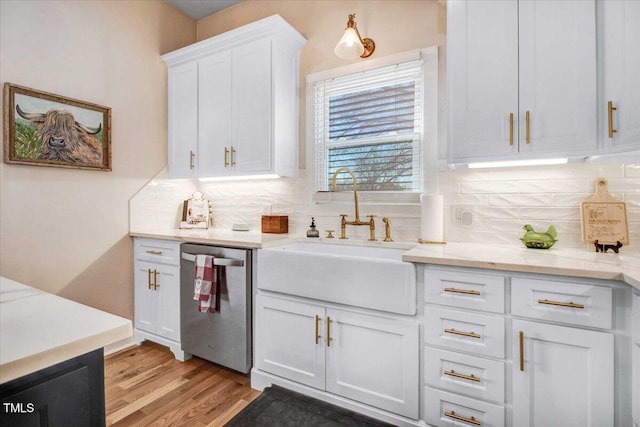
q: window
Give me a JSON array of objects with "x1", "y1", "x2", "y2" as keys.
[{"x1": 311, "y1": 55, "x2": 428, "y2": 193}]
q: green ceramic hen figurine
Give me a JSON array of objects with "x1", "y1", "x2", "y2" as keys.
[{"x1": 520, "y1": 224, "x2": 558, "y2": 249}]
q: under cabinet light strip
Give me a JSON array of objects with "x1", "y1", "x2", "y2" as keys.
[{"x1": 467, "y1": 158, "x2": 568, "y2": 169}]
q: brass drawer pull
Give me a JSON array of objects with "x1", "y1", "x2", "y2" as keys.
[
  {"x1": 153, "y1": 270, "x2": 159, "y2": 290},
  {"x1": 326, "y1": 316, "x2": 332, "y2": 347},
  {"x1": 509, "y1": 112, "x2": 514, "y2": 146},
  {"x1": 189, "y1": 150, "x2": 195, "y2": 170},
  {"x1": 608, "y1": 101, "x2": 617, "y2": 139},
  {"x1": 444, "y1": 369, "x2": 480, "y2": 383},
  {"x1": 444, "y1": 328, "x2": 481, "y2": 339},
  {"x1": 146, "y1": 250, "x2": 162, "y2": 255},
  {"x1": 147, "y1": 269, "x2": 153, "y2": 290},
  {"x1": 538, "y1": 299, "x2": 584, "y2": 309},
  {"x1": 230, "y1": 146, "x2": 236, "y2": 167},
  {"x1": 444, "y1": 287, "x2": 480, "y2": 296},
  {"x1": 224, "y1": 147, "x2": 230, "y2": 167},
  {"x1": 525, "y1": 110, "x2": 531, "y2": 144},
  {"x1": 444, "y1": 410, "x2": 481, "y2": 426},
  {"x1": 315, "y1": 315, "x2": 321, "y2": 345}
]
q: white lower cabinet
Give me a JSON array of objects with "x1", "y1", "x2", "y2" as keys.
[
  {"x1": 512, "y1": 319, "x2": 614, "y2": 427},
  {"x1": 255, "y1": 293, "x2": 419, "y2": 419},
  {"x1": 133, "y1": 238, "x2": 187, "y2": 360}
]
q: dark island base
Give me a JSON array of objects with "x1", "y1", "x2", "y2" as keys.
[{"x1": 0, "y1": 348, "x2": 105, "y2": 427}]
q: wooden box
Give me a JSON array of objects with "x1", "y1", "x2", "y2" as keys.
[{"x1": 261, "y1": 215, "x2": 288, "y2": 234}]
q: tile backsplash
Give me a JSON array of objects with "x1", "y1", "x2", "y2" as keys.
[{"x1": 130, "y1": 162, "x2": 639, "y2": 251}]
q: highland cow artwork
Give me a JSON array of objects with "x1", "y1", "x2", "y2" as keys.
[{"x1": 3, "y1": 83, "x2": 111, "y2": 171}]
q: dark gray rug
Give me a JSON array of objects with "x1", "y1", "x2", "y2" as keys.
[{"x1": 224, "y1": 385, "x2": 397, "y2": 427}]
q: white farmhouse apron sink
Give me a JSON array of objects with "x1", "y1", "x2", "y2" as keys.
[{"x1": 257, "y1": 241, "x2": 416, "y2": 315}]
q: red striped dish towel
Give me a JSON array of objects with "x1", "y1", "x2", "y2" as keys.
[{"x1": 194, "y1": 254, "x2": 217, "y2": 313}]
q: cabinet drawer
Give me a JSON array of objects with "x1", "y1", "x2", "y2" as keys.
[
  {"x1": 425, "y1": 267, "x2": 505, "y2": 313},
  {"x1": 511, "y1": 277, "x2": 612, "y2": 329},
  {"x1": 424, "y1": 386, "x2": 504, "y2": 427},
  {"x1": 634, "y1": 292, "x2": 640, "y2": 343},
  {"x1": 425, "y1": 307, "x2": 505, "y2": 358},
  {"x1": 134, "y1": 238, "x2": 181, "y2": 266},
  {"x1": 425, "y1": 347, "x2": 505, "y2": 403}
]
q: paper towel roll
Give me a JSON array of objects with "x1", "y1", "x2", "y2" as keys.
[{"x1": 420, "y1": 193, "x2": 444, "y2": 243}]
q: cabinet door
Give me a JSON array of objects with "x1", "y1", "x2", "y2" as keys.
[
  {"x1": 199, "y1": 51, "x2": 232, "y2": 176},
  {"x1": 601, "y1": 0, "x2": 640, "y2": 149},
  {"x1": 634, "y1": 340, "x2": 640, "y2": 427},
  {"x1": 255, "y1": 294, "x2": 325, "y2": 390},
  {"x1": 512, "y1": 319, "x2": 613, "y2": 427},
  {"x1": 155, "y1": 264, "x2": 180, "y2": 342},
  {"x1": 167, "y1": 61, "x2": 198, "y2": 178},
  {"x1": 518, "y1": 0, "x2": 597, "y2": 156},
  {"x1": 231, "y1": 38, "x2": 273, "y2": 174},
  {"x1": 134, "y1": 261, "x2": 157, "y2": 334},
  {"x1": 325, "y1": 309, "x2": 419, "y2": 419},
  {"x1": 448, "y1": 0, "x2": 518, "y2": 162}
]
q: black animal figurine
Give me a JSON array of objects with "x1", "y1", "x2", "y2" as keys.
[{"x1": 594, "y1": 240, "x2": 623, "y2": 253}]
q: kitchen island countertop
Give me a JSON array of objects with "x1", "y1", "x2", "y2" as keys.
[
  {"x1": 0, "y1": 277, "x2": 132, "y2": 384},
  {"x1": 130, "y1": 228, "x2": 290, "y2": 249},
  {"x1": 403, "y1": 242, "x2": 640, "y2": 290}
]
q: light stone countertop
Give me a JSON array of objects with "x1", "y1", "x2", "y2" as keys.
[
  {"x1": 130, "y1": 228, "x2": 290, "y2": 249},
  {"x1": 403, "y1": 242, "x2": 640, "y2": 291},
  {"x1": 129, "y1": 230, "x2": 640, "y2": 291},
  {"x1": 0, "y1": 277, "x2": 132, "y2": 384}
]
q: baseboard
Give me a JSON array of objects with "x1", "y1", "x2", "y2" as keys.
[{"x1": 103, "y1": 337, "x2": 136, "y2": 357}]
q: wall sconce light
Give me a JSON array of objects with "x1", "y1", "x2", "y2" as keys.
[{"x1": 334, "y1": 14, "x2": 375, "y2": 60}]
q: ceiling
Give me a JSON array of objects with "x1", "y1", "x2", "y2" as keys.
[{"x1": 166, "y1": 0, "x2": 243, "y2": 20}]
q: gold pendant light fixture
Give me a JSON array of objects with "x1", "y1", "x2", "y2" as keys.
[{"x1": 334, "y1": 14, "x2": 375, "y2": 60}]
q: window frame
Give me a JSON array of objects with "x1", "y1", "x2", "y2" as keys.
[{"x1": 306, "y1": 47, "x2": 439, "y2": 207}]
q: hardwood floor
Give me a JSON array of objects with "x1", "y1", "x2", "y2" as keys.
[{"x1": 104, "y1": 342, "x2": 260, "y2": 426}]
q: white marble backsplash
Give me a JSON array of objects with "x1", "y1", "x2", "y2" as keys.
[{"x1": 129, "y1": 163, "x2": 639, "y2": 251}]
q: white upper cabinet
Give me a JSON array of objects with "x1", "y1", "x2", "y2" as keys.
[
  {"x1": 162, "y1": 15, "x2": 305, "y2": 179},
  {"x1": 600, "y1": 0, "x2": 640, "y2": 151},
  {"x1": 448, "y1": 0, "x2": 597, "y2": 164}
]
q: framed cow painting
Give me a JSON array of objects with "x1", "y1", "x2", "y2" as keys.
[{"x1": 3, "y1": 83, "x2": 112, "y2": 171}]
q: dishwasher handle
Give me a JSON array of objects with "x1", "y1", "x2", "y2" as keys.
[{"x1": 181, "y1": 252, "x2": 244, "y2": 267}]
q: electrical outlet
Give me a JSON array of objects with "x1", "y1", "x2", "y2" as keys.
[{"x1": 452, "y1": 206, "x2": 473, "y2": 226}]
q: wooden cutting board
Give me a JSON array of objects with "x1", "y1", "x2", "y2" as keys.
[{"x1": 581, "y1": 178, "x2": 629, "y2": 245}]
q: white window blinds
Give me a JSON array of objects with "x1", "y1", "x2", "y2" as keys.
[{"x1": 314, "y1": 59, "x2": 424, "y2": 192}]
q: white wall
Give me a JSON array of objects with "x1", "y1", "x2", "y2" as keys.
[{"x1": 0, "y1": 1, "x2": 196, "y2": 318}]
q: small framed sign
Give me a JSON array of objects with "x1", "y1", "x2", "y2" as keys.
[{"x1": 180, "y1": 192, "x2": 212, "y2": 229}]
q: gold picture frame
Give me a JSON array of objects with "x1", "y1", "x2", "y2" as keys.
[{"x1": 3, "y1": 83, "x2": 112, "y2": 171}]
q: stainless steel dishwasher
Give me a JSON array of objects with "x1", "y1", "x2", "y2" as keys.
[{"x1": 180, "y1": 243, "x2": 252, "y2": 374}]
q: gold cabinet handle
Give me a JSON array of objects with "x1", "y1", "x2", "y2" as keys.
[
  {"x1": 509, "y1": 112, "x2": 514, "y2": 146},
  {"x1": 189, "y1": 150, "x2": 195, "y2": 170},
  {"x1": 147, "y1": 269, "x2": 153, "y2": 290},
  {"x1": 153, "y1": 270, "x2": 159, "y2": 290},
  {"x1": 525, "y1": 110, "x2": 531, "y2": 144},
  {"x1": 519, "y1": 330, "x2": 524, "y2": 372},
  {"x1": 444, "y1": 369, "x2": 480, "y2": 383},
  {"x1": 444, "y1": 410, "x2": 481, "y2": 426},
  {"x1": 444, "y1": 287, "x2": 481, "y2": 296},
  {"x1": 326, "y1": 316, "x2": 332, "y2": 347},
  {"x1": 224, "y1": 147, "x2": 229, "y2": 167},
  {"x1": 444, "y1": 328, "x2": 481, "y2": 339},
  {"x1": 315, "y1": 315, "x2": 321, "y2": 345},
  {"x1": 538, "y1": 299, "x2": 584, "y2": 309},
  {"x1": 230, "y1": 146, "x2": 236, "y2": 167},
  {"x1": 608, "y1": 101, "x2": 618, "y2": 139},
  {"x1": 145, "y1": 250, "x2": 162, "y2": 255}
]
